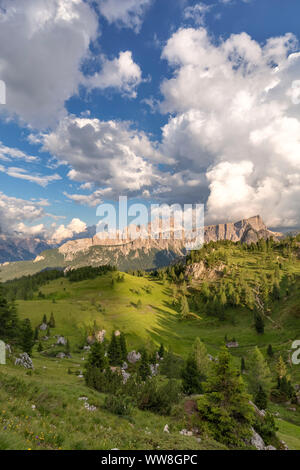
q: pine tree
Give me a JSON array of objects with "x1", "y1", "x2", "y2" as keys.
[
  {"x1": 158, "y1": 343, "x2": 165, "y2": 359},
  {"x1": 37, "y1": 341, "x2": 43, "y2": 352},
  {"x1": 255, "y1": 385, "x2": 268, "y2": 410},
  {"x1": 241, "y1": 357, "x2": 246, "y2": 373},
  {"x1": 192, "y1": 338, "x2": 210, "y2": 379},
  {"x1": 49, "y1": 312, "x2": 55, "y2": 328},
  {"x1": 108, "y1": 332, "x2": 122, "y2": 366},
  {"x1": 137, "y1": 299, "x2": 142, "y2": 309},
  {"x1": 276, "y1": 356, "x2": 287, "y2": 380},
  {"x1": 86, "y1": 341, "x2": 107, "y2": 371},
  {"x1": 0, "y1": 289, "x2": 19, "y2": 342},
  {"x1": 119, "y1": 332, "x2": 127, "y2": 361},
  {"x1": 254, "y1": 311, "x2": 265, "y2": 334},
  {"x1": 65, "y1": 339, "x2": 71, "y2": 356},
  {"x1": 197, "y1": 349, "x2": 253, "y2": 447},
  {"x1": 247, "y1": 346, "x2": 272, "y2": 398},
  {"x1": 20, "y1": 318, "x2": 34, "y2": 355},
  {"x1": 267, "y1": 344, "x2": 274, "y2": 358},
  {"x1": 42, "y1": 314, "x2": 47, "y2": 325},
  {"x1": 138, "y1": 349, "x2": 151, "y2": 381},
  {"x1": 179, "y1": 295, "x2": 190, "y2": 320},
  {"x1": 34, "y1": 326, "x2": 39, "y2": 341},
  {"x1": 181, "y1": 354, "x2": 203, "y2": 395}
]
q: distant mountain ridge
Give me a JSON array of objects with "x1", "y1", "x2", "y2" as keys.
[
  {"x1": 0, "y1": 226, "x2": 96, "y2": 264},
  {"x1": 0, "y1": 215, "x2": 282, "y2": 281}
]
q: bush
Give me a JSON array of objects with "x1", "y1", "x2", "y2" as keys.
[
  {"x1": 137, "y1": 378, "x2": 181, "y2": 415},
  {"x1": 160, "y1": 351, "x2": 184, "y2": 379},
  {"x1": 104, "y1": 394, "x2": 133, "y2": 416},
  {"x1": 254, "y1": 412, "x2": 278, "y2": 446}
]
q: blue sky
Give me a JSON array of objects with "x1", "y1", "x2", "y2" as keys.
[{"x1": 0, "y1": 0, "x2": 300, "y2": 241}]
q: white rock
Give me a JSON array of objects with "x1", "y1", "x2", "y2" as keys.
[
  {"x1": 250, "y1": 427, "x2": 265, "y2": 450},
  {"x1": 163, "y1": 424, "x2": 170, "y2": 433}
]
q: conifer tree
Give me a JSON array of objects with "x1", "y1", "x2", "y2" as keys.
[
  {"x1": 255, "y1": 385, "x2": 268, "y2": 410},
  {"x1": 192, "y1": 338, "x2": 210, "y2": 379},
  {"x1": 241, "y1": 357, "x2": 246, "y2": 373},
  {"x1": 158, "y1": 343, "x2": 165, "y2": 359},
  {"x1": 86, "y1": 341, "x2": 107, "y2": 371},
  {"x1": 119, "y1": 332, "x2": 127, "y2": 361},
  {"x1": 37, "y1": 341, "x2": 43, "y2": 352},
  {"x1": 20, "y1": 318, "x2": 34, "y2": 355},
  {"x1": 65, "y1": 339, "x2": 71, "y2": 356},
  {"x1": 42, "y1": 314, "x2": 47, "y2": 325},
  {"x1": 267, "y1": 344, "x2": 274, "y2": 358},
  {"x1": 276, "y1": 356, "x2": 287, "y2": 380},
  {"x1": 197, "y1": 349, "x2": 253, "y2": 447},
  {"x1": 138, "y1": 349, "x2": 151, "y2": 381},
  {"x1": 181, "y1": 354, "x2": 203, "y2": 395},
  {"x1": 0, "y1": 288, "x2": 19, "y2": 342},
  {"x1": 108, "y1": 332, "x2": 122, "y2": 366},
  {"x1": 254, "y1": 311, "x2": 265, "y2": 334},
  {"x1": 247, "y1": 346, "x2": 272, "y2": 399},
  {"x1": 34, "y1": 326, "x2": 39, "y2": 341},
  {"x1": 179, "y1": 295, "x2": 190, "y2": 320},
  {"x1": 49, "y1": 312, "x2": 55, "y2": 328}
]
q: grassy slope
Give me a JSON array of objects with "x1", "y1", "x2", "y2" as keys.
[{"x1": 1, "y1": 245, "x2": 300, "y2": 449}]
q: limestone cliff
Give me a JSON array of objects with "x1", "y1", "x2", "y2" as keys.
[{"x1": 58, "y1": 215, "x2": 280, "y2": 262}]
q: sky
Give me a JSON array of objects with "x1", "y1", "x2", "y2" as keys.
[{"x1": 0, "y1": 0, "x2": 300, "y2": 241}]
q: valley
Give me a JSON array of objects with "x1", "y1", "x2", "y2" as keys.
[{"x1": 1, "y1": 235, "x2": 300, "y2": 450}]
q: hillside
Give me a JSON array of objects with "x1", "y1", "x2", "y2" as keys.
[{"x1": 1, "y1": 236, "x2": 300, "y2": 450}]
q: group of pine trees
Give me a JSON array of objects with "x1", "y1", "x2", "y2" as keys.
[{"x1": 0, "y1": 285, "x2": 37, "y2": 354}]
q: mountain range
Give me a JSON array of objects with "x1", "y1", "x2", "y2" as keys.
[{"x1": 0, "y1": 215, "x2": 282, "y2": 281}]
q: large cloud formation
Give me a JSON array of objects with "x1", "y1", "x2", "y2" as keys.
[
  {"x1": 0, "y1": 192, "x2": 47, "y2": 235},
  {"x1": 41, "y1": 115, "x2": 165, "y2": 204},
  {"x1": 160, "y1": 27, "x2": 300, "y2": 226},
  {"x1": 0, "y1": 0, "x2": 143, "y2": 128}
]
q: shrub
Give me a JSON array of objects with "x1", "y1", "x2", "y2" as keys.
[{"x1": 104, "y1": 394, "x2": 133, "y2": 416}]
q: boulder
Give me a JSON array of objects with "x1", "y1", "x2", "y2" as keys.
[
  {"x1": 180, "y1": 429, "x2": 193, "y2": 437},
  {"x1": 56, "y1": 336, "x2": 67, "y2": 346},
  {"x1": 121, "y1": 370, "x2": 131, "y2": 384},
  {"x1": 127, "y1": 351, "x2": 141, "y2": 364},
  {"x1": 226, "y1": 341, "x2": 239, "y2": 348},
  {"x1": 265, "y1": 445, "x2": 276, "y2": 450},
  {"x1": 249, "y1": 400, "x2": 266, "y2": 418},
  {"x1": 95, "y1": 329, "x2": 106, "y2": 343},
  {"x1": 163, "y1": 424, "x2": 169, "y2": 433},
  {"x1": 39, "y1": 323, "x2": 48, "y2": 331},
  {"x1": 15, "y1": 353, "x2": 34, "y2": 369},
  {"x1": 56, "y1": 352, "x2": 66, "y2": 359},
  {"x1": 150, "y1": 363, "x2": 159, "y2": 376},
  {"x1": 250, "y1": 427, "x2": 265, "y2": 450}
]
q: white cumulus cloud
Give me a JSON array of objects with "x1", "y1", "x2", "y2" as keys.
[{"x1": 159, "y1": 27, "x2": 300, "y2": 227}]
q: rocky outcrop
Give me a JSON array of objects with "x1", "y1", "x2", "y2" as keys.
[
  {"x1": 15, "y1": 353, "x2": 34, "y2": 369},
  {"x1": 185, "y1": 261, "x2": 225, "y2": 281},
  {"x1": 203, "y1": 215, "x2": 279, "y2": 244},
  {"x1": 0, "y1": 215, "x2": 282, "y2": 280},
  {"x1": 250, "y1": 428, "x2": 266, "y2": 450},
  {"x1": 57, "y1": 215, "x2": 280, "y2": 263}
]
